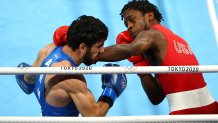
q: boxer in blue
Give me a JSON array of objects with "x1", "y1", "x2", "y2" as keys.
[{"x1": 16, "y1": 15, "x2": 127, "y2": 116}]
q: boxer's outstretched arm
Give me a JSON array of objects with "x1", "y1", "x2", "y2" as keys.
[
  {"x1": 99, "y1": 30, "x2": 154, "y2": 62},
  {"x1": 99, "y1": 44, "x2": 132, "y2": 62}
]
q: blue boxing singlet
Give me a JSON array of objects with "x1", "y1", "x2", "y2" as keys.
[{"x1": 34, "y1": 46, "x2": 79, "y2": 116}]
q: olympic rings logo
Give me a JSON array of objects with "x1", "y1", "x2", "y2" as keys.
[
  {"x1": 16, "y1": 66, "x2": 30, "y2": 71},
  {"x1": 122, "y1": 66, "x2": 137, "y2": 72}
]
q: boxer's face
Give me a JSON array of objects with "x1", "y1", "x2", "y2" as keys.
[
  {"x1": 123, "y1": 9, "x2": 150, "y2": 38},
  {"x1": 83, "y1": 40, "x2": 104, "y2": 66}
]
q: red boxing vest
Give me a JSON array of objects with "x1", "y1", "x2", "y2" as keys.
[{"x1": 151, "y1": 24, "x2": 206, "y2": 95}]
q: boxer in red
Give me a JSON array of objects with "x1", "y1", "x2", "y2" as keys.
[{"x1": 99, "y1": 0, "x2": 218, "y2": 114}]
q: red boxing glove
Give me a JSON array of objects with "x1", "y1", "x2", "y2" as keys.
[
  {"x1": 128, "y1": 55, "x2": 143, "y2": 64},
  {"x1": 134, "y1": 60, "x2": 150, "y2": 78},
  {"x1": 53, "y1": 26, "x2": 69, "y2": 46},
  {"x1": 133, "y1": 59, "x2": 149, "y2": 66},
  {"x1": 128, "y1": 55, "x2": 150, "y2": 78},
  {"x1": 128, "y1": 55, "x2": 149, "y2": 66},
  {"x1": 116, "y1": 30, "x2": 133, "y2": 44}
]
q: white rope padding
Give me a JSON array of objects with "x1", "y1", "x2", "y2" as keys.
[
  {"x1": 0, "y1": 115, "x2": 218, "y2": 123},
  {"x1": 0, "y1": 65, "x2": 218, "y2": 74}
]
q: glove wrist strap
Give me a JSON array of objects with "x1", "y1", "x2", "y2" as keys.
[{"x1": 99, "y1": 87, "x2": 117, "y2": 107}]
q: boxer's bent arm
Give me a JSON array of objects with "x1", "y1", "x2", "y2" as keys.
[
  {"x1": 23, "y1": 50, "x2": 42, "y2": 83},
  {"x1": 31, "y1": 43, "x2": 55, "y2": 67},
  {"x1": 24, "y1": 43, "x2": 55, "y2": 83},
  {"x1": 68, "y1": 79, "x2": 110, "y2": 117},
  {"x1": 140, "y1": 74, "x2": 165, "y2": 105}
]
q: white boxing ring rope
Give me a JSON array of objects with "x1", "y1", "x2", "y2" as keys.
[
  {"x1": 0, "y1": 65, "x2": 218, "y2": 74},
  {"x1": 1, "y1": 65, "x2": 218, "y2": 123},
  {"x1": 0, "y1": 115, "x2": 218, "y2": 123}
]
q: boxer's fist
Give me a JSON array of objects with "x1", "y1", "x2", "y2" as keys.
[
  {"x1": 53, "y1": 26, "x2": 69, "y2": 46},
  {"x1": 100, "y1": 63, "x2": 127, "y2": 107}
]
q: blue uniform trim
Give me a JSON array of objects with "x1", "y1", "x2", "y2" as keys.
[{"x1": 34, "y1": 46, "x2": 79, "y2": 116}]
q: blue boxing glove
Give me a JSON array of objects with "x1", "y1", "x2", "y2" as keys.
[
  {"x1": 15, "y1": 62, "x2": 35, "y2": 94},
  {"x1": 99, "y1": 63, "x2": 127, "y2": 107}
]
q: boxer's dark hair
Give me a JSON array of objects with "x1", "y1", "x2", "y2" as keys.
[
  {"x1": 67, "y1": 15, "x2": 108, "y2": 50},
  {"x1": 120, "y1": 0, "x2": 163, "y2": 22}
]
